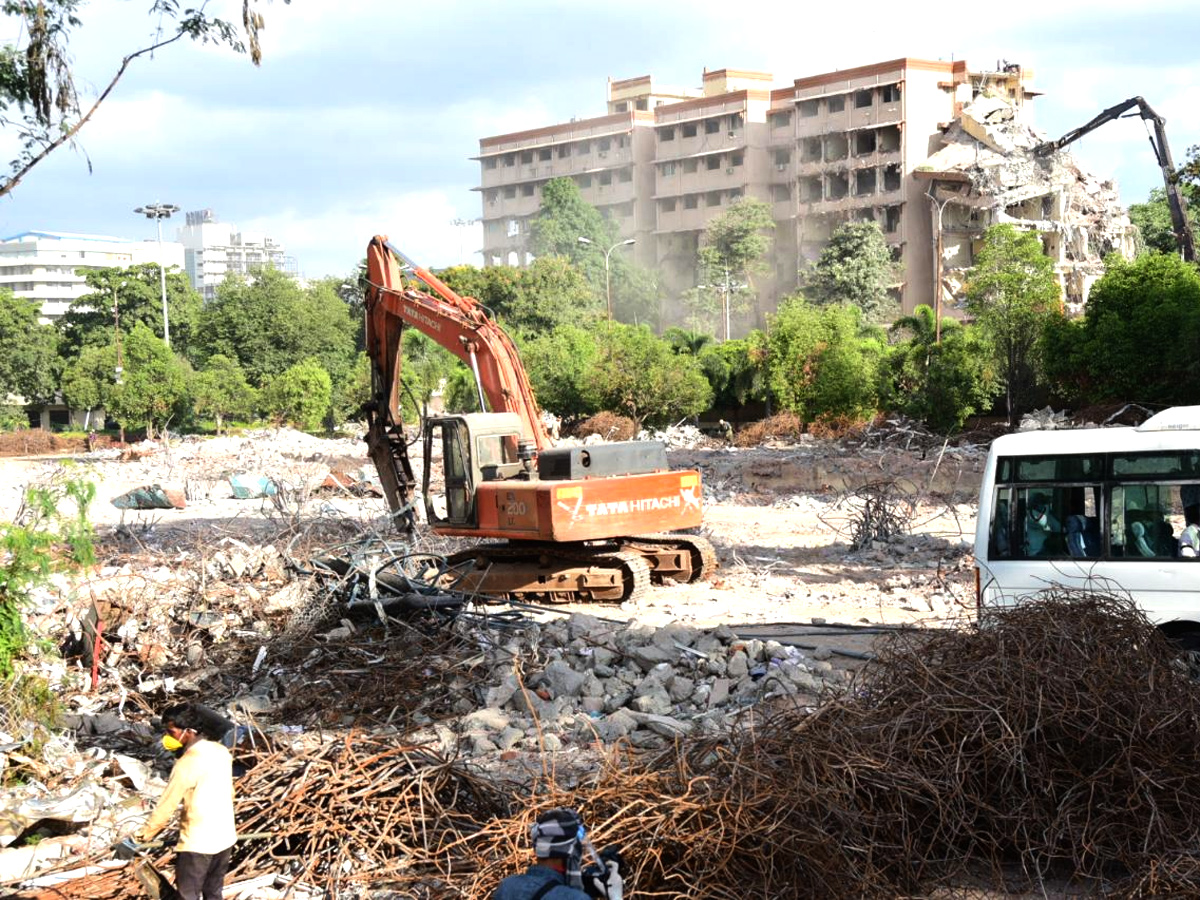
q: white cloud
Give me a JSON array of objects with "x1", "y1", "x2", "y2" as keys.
[{"x1": 240, "y1": 188, "x2": 484, "y2": 279}]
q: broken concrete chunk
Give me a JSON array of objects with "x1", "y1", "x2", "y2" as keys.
[{"x1": 536, "y1": 660, "x2": 586, "y2": 699}]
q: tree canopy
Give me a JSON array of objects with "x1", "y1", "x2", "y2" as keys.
[
  {"x1": 0, "y1": 0, "x2": 287, "y2": 196},
  {"x1": 0, "y1": 290, "x2": 58, "y2": 403},
  {"x1": 57, "y1": 264, "x2": 202, "y2": 361},
  {"x1": 440, "y1": 258, "x2": 601, "y2": 335},
  {"x1": 690, "y1": 197, "x2": 774, "y2": 338},
  {"x1": 1127, "y1": 186, "x2": 1200, "y2": 257},
  {"x1": 803, "y1": 221, "x2": 897, "y2": 322},
  {"x1": 964, "y1": 224, "x2": 1060, "y2": 425}
]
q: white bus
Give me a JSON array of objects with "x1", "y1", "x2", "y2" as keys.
[{"x1": 974, "y1": 406, "x2": 1200, "y2": 644}]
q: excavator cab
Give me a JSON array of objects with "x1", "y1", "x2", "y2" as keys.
[{"x1": 422, "y1": 412, "x2": 526, "y2": 528}]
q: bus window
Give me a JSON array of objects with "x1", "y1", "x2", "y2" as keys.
[
  {"x1": 990, "y1": 487, "x2": 1013, "y2": 558},
  {"x1": 1012, "y1": 484, "x2": 1100, "y2": 559}
]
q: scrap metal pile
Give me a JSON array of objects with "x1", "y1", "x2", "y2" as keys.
[{"x1": 20, "y1": 592, "x2": 1200, "y2": 899}]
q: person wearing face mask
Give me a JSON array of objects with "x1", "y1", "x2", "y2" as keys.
[
  {"x1": 129, "y1": 702, "x2": 237, "y2": 900},
  {"x1": 1025, "y1": 493, "x2": 1061, "y2": 557}
]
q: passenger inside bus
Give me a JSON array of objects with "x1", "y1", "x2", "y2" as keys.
[
  {"x1": 1024, "y1": 493, "x2": 1062, "y2": 556},
  {"x1": 1180, "y1": 484, "x2": 1200, "y2": 558}
]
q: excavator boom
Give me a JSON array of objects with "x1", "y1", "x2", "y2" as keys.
[
  {"x1": 360, "y1": 237, "x2": 715, "y2": 602},
  {"x1": 1034, "y1": 96, "x2": 1195, "y2": 262}
]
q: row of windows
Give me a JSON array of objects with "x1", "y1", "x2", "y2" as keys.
[
  {"x1": 796, "y1": 83, "x2": 902, "y2": 119},
  {"x1": 658, "y1": 114, "x2": 743, "y2": 142},
  {"x1": 483, "y1": 136, "x2": 631, "y2": 169},
  {"x1": 658, "y1": 188, "x2": 743, "y2": 212},
  {"x1": 659, "y1": 152, "x2": 744, "y2": 176},
  {"x1": 990, "y1": 453, "x2": 1200, "y2": 561},
  {"x1": 484, "y1": 168, "x2": 634, "y2": 203}
]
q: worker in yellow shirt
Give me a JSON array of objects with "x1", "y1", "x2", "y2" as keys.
[{"x1": 135, "y1": 703, "x2": 237, "y2": 900}]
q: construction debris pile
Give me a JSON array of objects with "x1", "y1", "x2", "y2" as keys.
[{"x1": 921, "y1": 95, "x2": 1138, "y2": 312}]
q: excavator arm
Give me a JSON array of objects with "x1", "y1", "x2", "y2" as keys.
[
  {"x1": 1034, "y1": 96, "x2": 1195, "y2": 262},
  {"x1": 363, "y1": 236, "x2": 550, "y2": 527}
]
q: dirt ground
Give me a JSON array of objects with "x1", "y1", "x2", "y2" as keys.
[{"x1": 0, "y1": 429, "x2": 986, "y2": 677}]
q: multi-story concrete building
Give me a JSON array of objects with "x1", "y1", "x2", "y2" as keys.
[
  {"x1": 176, "y1": 209, "x2": 297, "y2": 301},
  {"x1": 475, "y1": 57, "x2": 1040, "y2": 330},
  {"x1": 0, "y1": 231, "x2": 184, "y2": 321}
]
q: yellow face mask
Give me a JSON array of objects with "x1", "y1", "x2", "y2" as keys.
[{"x1": 162, "y1": 734, "x2": 183, "y2": 752}]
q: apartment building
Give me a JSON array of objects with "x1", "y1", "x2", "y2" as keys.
[
  {"x1": 475, "y1": 58, "x2": 1038, "y2": 328},
  {"x1": 0, "y1": 231, "x2": 184, "y2": 321},
  {"x1": 176, "y1": 209, "x2": 297, "y2": 301}
]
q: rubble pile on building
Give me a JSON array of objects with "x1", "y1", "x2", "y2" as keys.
[{"x1": 922, "y1": 95, "x2": 1137, "y2": 312}]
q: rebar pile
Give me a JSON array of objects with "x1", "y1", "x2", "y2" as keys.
[{"x1": 441, "y1": 593, "x2": 1200, "y2": 898}]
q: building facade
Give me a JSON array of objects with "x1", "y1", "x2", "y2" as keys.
[
  {"x1": 0, "y1": 231, "x2": 184, "y2": 321},
  {"x1": 176, "y1": 209, "x2": 297, "y2": 301},
  {"x1": 475, "y1": 57, "x2": 1040, "y2": 330}
]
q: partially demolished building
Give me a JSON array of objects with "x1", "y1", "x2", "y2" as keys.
[
  {"x1": 476, "y1": 58, "x2": 1136, "y2": 326},
  {"x1": 915, "y1": 97, "x2": 1137, "y2": 315}
]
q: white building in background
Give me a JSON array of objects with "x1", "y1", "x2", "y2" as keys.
[
  {"x1": 176, "y1": 209, "x2": 297, "y2": 301},
  {"x1": 0, "y1": 231, "x2": 184, "y2": 321}
]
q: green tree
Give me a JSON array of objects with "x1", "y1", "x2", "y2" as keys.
[
  {"x1": 62, "y1": 323, "x2": 189, "y2": 437},
  {"x1": 0, "y1": 1, "x2": 285, "y2": 197},
  {"x1": 766, "y1": 296, "x2": 882, "y2": 422},
  {"x1": 711, "y1": 331, "x2": 770, "y2": 412},
  {"x1": 0, "y1": 290, "x2": 58, "y2": 403},
  {"x1": 804, "y1": 221, "x2": 897, "y2": 323},
  {"x1": 190, "y1": 355, "x2": 256, "y2": 434},
  {"x1": 261, "y1": 359, "x2": 332, "y2": 431},
  {"x1": 585, "y1": 322, "x2": 712, "y2": 429},
  {"x1": 690, "y1": 197, "x2": 774, "y2": 338},
  {"x1": 886, "y1": 305, "x2": 998, "y2": 432},
  {"x1": 529, "y1": 177, "x2": 616, "y2": 262},
  {"x1": 57, "y1": 265, "x2": 202, "y2": 361},
  {"x1": 1051, "y1": 252, "x2": 1200, "y2": 406},
  {"x1": 441, "y1": 258, "x2": 601, "y2": 335},
  {"x1": 331, "y1": 352, "x2": 372, "y2": 428},
  {"x1": 964, "y1": 224, "x2": 1060, "y2": 426},
  {"x1": 195, "y1": 267, "x2": 357, "y2": 390},
  {"x1": 521, "y1": 324, "x2": 600, "y2": 420},
  {"x1": 1128, "y1": 186, "x2": 1200, "y2": 256},
  {"x1": 398, "y1": 332, "x2": 460, "y2": 420}
]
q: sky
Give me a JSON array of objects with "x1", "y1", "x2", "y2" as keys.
[{"x1": 0, "y1": 0, "x2": 1196, "y2": 281}]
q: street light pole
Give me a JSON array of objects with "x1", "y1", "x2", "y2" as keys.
[
  {"x1": 134, "y1": 202, "x2": 180, "y2": 347},
  {"x1": 577, "y1": 236, "x2": 635, "y2": 319}
]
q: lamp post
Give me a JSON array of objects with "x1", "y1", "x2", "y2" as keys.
[
  {"x1": 577, "y1": 236, "x2": 635, "y2": 319},
  {"x1": 452, "y1": 217, "x2": 482, "y2": 265},
  {"x1": 925, "y1": 184, "x2": 953, "y2": 345},
  {"x1": 697, "y1": 266, "x2": 747, "y2": 342},
  {"x1": 134, "y1": 202, "x2": 179, "y2": 347}
]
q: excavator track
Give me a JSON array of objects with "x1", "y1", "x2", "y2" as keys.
[
  {"x1": 443, "y1": 544, "x2": 652, "y2": 604},
  {"x1": 617, "y1": 533, "x2": 719, "y2": 584}
]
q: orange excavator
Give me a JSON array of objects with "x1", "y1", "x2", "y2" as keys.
[{"x1": 362, "y1": 236, "x2": 716, "y2": 603}]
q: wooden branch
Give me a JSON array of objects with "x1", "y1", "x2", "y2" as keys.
[{"x1": 0, "y1": 30, "x2": 187, "y2": 199}]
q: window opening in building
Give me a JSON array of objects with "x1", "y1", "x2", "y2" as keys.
[
  {"x1": 636, "y1": 98, "x2": 648, "y2": 111},
  {"x1": 855, "y1": 169, "x2": 877, "y2": 196},
  {"x1": 731, "y1": 152, "x2": 744, "y2": 167},
  {"x1": 769, "y1": 111, "x2": 792, "y2": 128},
  {"x1": 521, "y1": 184, "x2": 534, "y2": 197},
  {"x1": 799, "y1": 176, "x2": 822, "y2": 202},
  {"x1": 728, "y1": 113, "x2": 743, "y2": 130},
  {"x1": 705, "y1": 118, "x2": 720, "y2": 134},
  {"x1": 798, "y1": 98, "x2": 818, "y2": 117},
  {"x1": 598, "y1": 138, "x2": 611, "y2": 151},
  {"x1": 774, "y1": 149, "x2": 791, "y2": 166},
  {"x1": 827, "y1": 172, "x2": 849, "y2": 200},
  {"x1": 855, "y1": 89, "x2": 873, "y2": 108},
  {"x1": 618, "y1": 167, "x2": 632, "y2": 183},
  {"x1": 685, "y1": 195, "x2": 699, "y2": 209},
  {"x1": 661, "y1": 126, "x2": 675, "y2": 141},
  {"x1": 683, "y1": 158, "x2": 698, "y2": 174},
  {"x1": 706, "y1": 191, "x2": 722, "y2": 207},
  {"x1": 615, "y1": 101, "x2": 628, "y2": 112},
  {"x1": 884, "y1": 164, "x2": 902, "y2": 192},
  {"x1": 578, "y1": 174, "x2": 592, "y2": 188},
  {"x1": 484, "y1": 158, "x2": 497, "y2": 170},
  {"x1": 827, "y1": 93, "x2": 846, "y2": 113},
  {"x1": 682, "y1": 122, "x2": 697, "y2": 138},
  {"x1": 662, "y1": 197, "x2": 677, "y2": 212},
  {"x1": 503, "y1": 186, "x2": 517, "y2": 199},
  {"x1": 539, "y1": 148, "x2": 552, "y2": 161},
  {"x1": 503, "y1": 154, "x2": 515, "y2": 167},
  {"x1": 520, "y1": 151, "x2": 533, "y2": 164},
  {"x1": 881, "y1": 84, "x2": 902, "y2": 104},
  {"x1": 728, "y1": 188, "x2": 743, "y2": 200},
  {"x1": 855, "y1": 208, "x2": 875, "y2": 222},
  {"x1": 826, "y1": 133, "x2": 849, "y2": 160},
  {"x1": 707, "y1": 155, "x2": 721, "y2": 170},
  {"x1": 855, "y1": 130, "x2": 877, "y2": 155},
  {"x1": 801, "y1": 138, "x2": 822, "y2": 163},
  {"x1": 661, "y1": 161, "x2": 676, "y2": 176},
  {"x1": 771, "y1": 184, "x2": 790, "y2": 201},
  {"x1": 578, "y1": 141, "x2": 591, "y2": 154},
  {"x1": 599, "y1": 172, "x2": 612, "y2": 186},
  {"x1": 558, "y1": 145, "x2": 570, "y2": 158},
  {"x1": 879, "y1": 125, "x2": 901, "y2": 153}
]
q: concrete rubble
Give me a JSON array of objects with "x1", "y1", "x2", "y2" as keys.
[
  {"x1": 918, "y1": 95, "x2": 1138, "y2": 313},
  {"x1": 0, "y1": 423, "x2": 989, "y2": 896}
]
